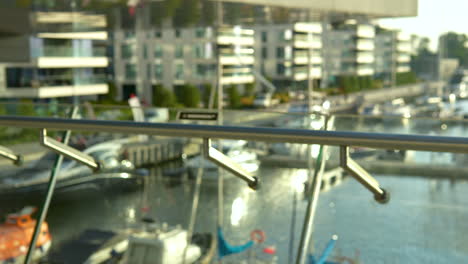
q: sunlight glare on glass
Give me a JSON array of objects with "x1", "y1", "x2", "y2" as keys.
[
  {"x1": 231, "y1": 197, "x2": 247, "y2": 226},
  {"x1": 291, "y1": 169, "x2": 308, "y2": 193}
]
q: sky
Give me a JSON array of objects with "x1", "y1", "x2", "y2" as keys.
[{"x1": 379, "y1": 0, "x2": 468, "y2": 51}]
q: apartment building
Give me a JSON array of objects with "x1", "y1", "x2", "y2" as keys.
[
  {"x1": 374, "y1": 28, "x2": 411, "y2": 85},
  {"x1": 254, "y1": 23, "x2": 322, "y2": 91},
  {"x1": 113, "y1": 25, "x2": 255, "y2": 100},
  {"x1": 322, "y1": 23, "x2": 376, "y2": 86},
  {"x1": 0, "y1": 8, "x2": 109, "y2": 98}
]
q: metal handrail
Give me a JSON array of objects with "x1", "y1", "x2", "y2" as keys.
[{"x1": 1, "y1": 116, "x2": 468, "y2": 153}]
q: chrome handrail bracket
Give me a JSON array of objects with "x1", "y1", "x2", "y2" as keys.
[
  {"x1": 0, "y1": 145, "x2": 22, "y2": 166},
  {"x1": 203, "y1": 138, "x2": 259, "y2": 190},
  {"x1": 40, "y1": 129, "x2": 100, "y2": 171},
  {"x1": 340, "y1": 146, "x2": 390, "y2": 204}
]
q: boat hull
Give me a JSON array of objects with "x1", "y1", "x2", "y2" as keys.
[{"x1": 0, "y1": 170, "x2": 146, "y2": 202}]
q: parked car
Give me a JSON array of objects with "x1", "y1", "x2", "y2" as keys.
[
  {"x1": 253, "y1": 93, "x2": 279, "y2": 108},
  {"x1": 144, "y1": 108, "x2": 169, "y2": 123}
]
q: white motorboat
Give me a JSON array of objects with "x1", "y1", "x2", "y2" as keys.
[{"x1": 382, "y1": 98, "x2": 412, "y2": 118}]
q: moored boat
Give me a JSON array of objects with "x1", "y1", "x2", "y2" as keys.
[{"x1": 0, "y1": 207, "x2": 52, "y2": 264}]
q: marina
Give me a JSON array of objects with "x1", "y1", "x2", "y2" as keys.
[{"x1": 1, "y1": 97, "x2": 468, "y2": 263}]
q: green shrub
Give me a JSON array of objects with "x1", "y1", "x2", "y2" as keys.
[
  {"x1": 227, "y1": 85, "x2": 241, "y2": 109},
  {"x1": 244, "y1": 82, "x2": 255, "y2": 97},
  {"x1": 153, "y1": 85, "x2": 177, "y2": 107},
  {"x1": 174, "y1": 84, "x2": 201, "y2": 108}
]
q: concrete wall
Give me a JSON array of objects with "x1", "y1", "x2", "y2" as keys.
[
  {"x1": 0, "y1": 8, "x2": 31, "y2": 35},
  {"x1": 221, "y1": 0, "x2": 418, "y2": 18},
  {"x1": 0, "y1": 35, "x2": 31, "y2": 63}
]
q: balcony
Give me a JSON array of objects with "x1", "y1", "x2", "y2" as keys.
[
  {"x1": 221, "y1": 72, "x2": 254, "y2": 84},
  {"x1": 356, "y1": 67, "x2": 374, "y2": 76},
  {"x1": 217, "y1": 35, "x2": 254, "y2": 46},
  {"x1": 356, "y1": 53, "x2": 375, "y2": 63},
  {"x1": 293, "y1": 38, "x2": 322, "y2": 49},
  {"x1": 293, "y1": 23, "x2": 322, "y2": 34},
  {"x1": 293, "y1": 67, "x2": 322, "y2": 80},
  {"x1": 397, "y1": 54, "x2": 411, "y2": 63},
  {"x1": 293, "y1": 55, "x2": 322, "y2": 65},
  {"x1": 397, "y1": 65, "x2": 411, "y2": 72},
  {"x1": 397, "y1": 42, "x2": 411, "y2": 53},
  {"x1": 356, "y1": 25, "x2": 375, "y2": 38},
  {"x1": 36, "y1": 57, "x2": 108, "y2": 68},
  {"x1": 220, "y1": 55, "x2": 254, "y2": 65},
  {"x1": 356, "y1": 39, "x2": 375, "y2": 50},
  {"x1": 35, "y1": 46, "x2": 107, "y2": 58},
  {"x1": 1, "y1": 74, "x2": 108, "y2": 98}
]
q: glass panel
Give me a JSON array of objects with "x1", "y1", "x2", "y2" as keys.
[
  {"x1": 175, "y1": 63, "x2": 184, "y2": 79},
  {"x1": 125, "y1": 63, "x2": 137, "y2": 80},
  {"x1": 154, "y1": 44, "x2": 163, "y2": 58},
  {"x1": 175, "y1": 44, "x2": 184, "y2": 58},
  {"x1": 154, "y1": 64, "x2": 163, "y2": 79},
  {"x1": 122, "y1": 44, "x2": 134, "y2": 59}
]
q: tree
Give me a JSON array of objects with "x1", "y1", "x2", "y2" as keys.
[
  {"x1": 175, "y1": 84, "x2": 200, "y2": 108},
  {"x1": 153, "y1": 85, "x2": 177, "y2": 107},
  {"x1": 439, "y1": 32, "x2": 468, "y2": 67},
  {"x1": 244, "y1": 82, "x2": 255, "y2": 97},
  {"x1": 202, "y1": 83, "x2": 219, "y2": 108},
  {"x1": 173, "y1": 0, "x2": 201, "y2": 27},
  {"x1": 227, "y1": 85, "x2": 241, "y2": 109},
  {"x1": 350, "y1": 76, "x2": 359, "y2": 92},
  {"x1": 99, "y1": 82, "x2": 117, "y2": 103},
  {"x1": 396, "y1": 72, "x2": 418, "y2": 86}
]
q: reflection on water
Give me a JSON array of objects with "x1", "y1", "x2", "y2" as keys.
[
  {"x1": 25, "y1": 168, "x2": 468, "y2": 263},
  {"x1": 2, "y1": 102, "x2": 468, "y2": 262},
  {"x1": 1, "y1": 165, "x2": 466, "y2": 263}
]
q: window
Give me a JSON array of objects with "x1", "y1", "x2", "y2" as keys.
[
  {"x1": 175, "y1": 44, "x2": 184, "y2": 58},
  {"x1": 175, "y1": 29, "x2": 181, "y2": 38},
  {"x1": 155, "y1": 64, "x2": 163, "y2": 79},
  {"x1": 154, "y1": 44, "x2": 163, "y2": 58},
  {"x1": 121, "y1": 44, "x2": 133, "y2": 59},
  {"x1": 175, "y1": 64, "x2": 184, "y2": 79},
  {"x1": 276, "y1": 47, "x2": 285, "y2": 59},
  {"x1": 125, "y1": 31, "x2": 135, "y2": 39},
  {"x1": 147, "y1": 64, "x2": 151, "y2": 79},
  {"x1": 6, "y1": 68, "x2": 34, "y2": 88},
  {"x1": 261, "y1": 31, "x2": 267, "y2": 42},
  {"x1": 125, "y1": 64, "x2": 137, "y2": 79},
  {"x1": 195, "y1": 28, "x2": 205, "y2": 38},
  {"x1": 143, "y1": 44, "x2": 147, "y2": 58},
  {"x1": 195, "y1": 64, "x2": 206, "y2": 78},
  {"x1": 277, "y1": 63, "x2": 285, "y2": 75},
  {"x1": 155, "y1": 31, "x2": 162, "y2": 38},
  {"x1": 262, "y1": 47, "x2": 267, "y2": 59},
  {"x1": 279, "y1": 30, "x2": 292, "y2": 41},
  {"x1": 194, "y1": 44, "x2": 204, "y2": 59}
]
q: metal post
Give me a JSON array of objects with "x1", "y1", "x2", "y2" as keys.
[
  {"x1": 391, "y1": 31, "x2": 396, "y2": 88},
  {"x1": 182, "y1": 158, "x2": 204, "y2": 264},
  {"x1": 296, "y1": 114, "x2": 331, "y2": 264},
  {"x1": 24, "y1": 106, "x2": 79, "y2": 264},
  {"x1": 288, "y1": 190, "x2": 298, "y2": 264},
  {"x1": 295, "y1": 144, "x2": 328, "y2": 264}
]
